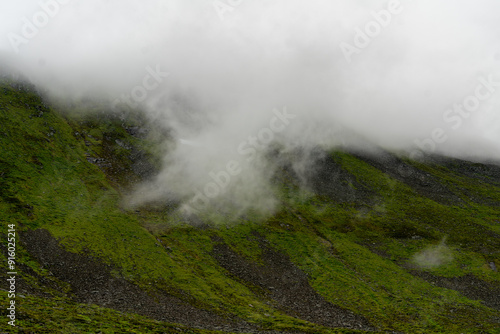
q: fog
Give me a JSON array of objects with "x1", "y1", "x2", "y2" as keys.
[
  {"x1": 412, "y1": 237, "x2": 453, "y2": 269},
  {"x1": 1, "y1": 0, "x2": 499, "y2": 215}
]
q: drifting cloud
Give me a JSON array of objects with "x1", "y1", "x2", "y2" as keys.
[
  {"x1": 412, "y1": 237, "x2": 454, "y2": 269},
  {"x1": 1, "y1": 0, "x2": 499, "y2": 215}
]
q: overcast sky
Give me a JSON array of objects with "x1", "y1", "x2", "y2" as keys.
[{"x1": 1, "y1": 0, "x2": 499, "y2": 215}]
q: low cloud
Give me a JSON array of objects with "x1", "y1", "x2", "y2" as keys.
[
  {"x1": 412, "y1": 237, "x2": 454, "y2": 269},
  {"x1": 1, "y1": 0, "x2": 499, "y2": 215}
]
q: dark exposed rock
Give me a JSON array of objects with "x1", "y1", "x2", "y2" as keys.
[
  {"x1": 211, "y1": 234, "x2": 375, "y2": 331},
  {"x1": 347, "y1": 148, "x2": 464, "y2": 205},
  {"x1": 19, "y1": 228, "x2": 275, "y2": 333},
  {"x1": 409, "y1": 271, "x2": 500, "y2": 311}
]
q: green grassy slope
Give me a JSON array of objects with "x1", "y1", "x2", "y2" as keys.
[{"x1": 0, "y1": 80, "x2": 499, "y2": 333}]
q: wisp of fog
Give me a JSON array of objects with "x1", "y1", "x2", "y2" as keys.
[{"x1": 1, "y1": 0, "x2": 499, "y2": 216}]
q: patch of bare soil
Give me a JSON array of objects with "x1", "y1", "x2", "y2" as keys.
[
  {"x1": 347, "y1": 148, "x2": 464, "y2": 206},
  {"x1": 211, "y1": 235, "x2": 375, "y2": 332},
  {"x1": 19, "y1": 228, "x2": 297, "y2": 333},
  {"x1": 306, "y1": 149, "x2": 374, "y2": 204},
  {"x1": 428, "y1": 155, "x2": 500, "y2": 186},
  {"x1": 409, "y1": 270, "x2": 500, "y2": 311},
  {"x1": 361, "y1": 240, "x2": 500, "y2": 311},
  {"x1": 364, "y1": 243, "x2": 500, "y2": 313},
  {"x1": 0, "y1": 239, "x2": 61, "y2": 299},
  {"x1": 270, "y1": 147, "x2": 374, "y2": 204}
]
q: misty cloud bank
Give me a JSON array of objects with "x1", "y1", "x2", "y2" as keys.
[{"x1": 1, "y1": 0, "x2": 499, "y2": 215}]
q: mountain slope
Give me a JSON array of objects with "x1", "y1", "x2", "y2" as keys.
[{"x1": 0, "y1": 80, "x2": 499, "y2": 333}]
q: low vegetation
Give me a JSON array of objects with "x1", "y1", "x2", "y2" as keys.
[{"x1": 0, "y1": 80, "x2": 499, "y2": 333}]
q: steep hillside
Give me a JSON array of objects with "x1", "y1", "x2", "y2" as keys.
[{"x1": 0, "y1": 80, "x2": 499, "y2": 333}]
